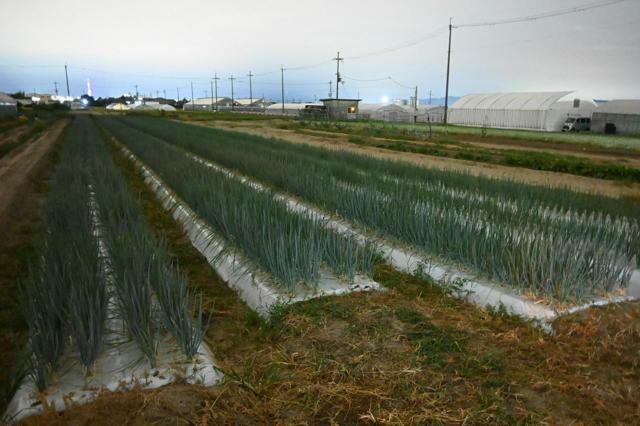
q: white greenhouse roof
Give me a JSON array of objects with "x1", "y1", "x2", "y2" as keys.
[
  {"x1": 234, "y1": 98, "x2": 267, "y2": 106},
  {"x1": 184, "y1": 97, "x2": 232, "y2": 106},
  {"x1": 451, "y1": 91, "x2": 572, "y2": 111},
  {"x1": 266, "y1": 103, "x2": 320, "y2": 110},
  {"x1": 358, "y1": 103, "x2": 405, "y2": 112},
  {"x1": 0, "y1": 92, "x2": 17, "y2": 105},
  {"x1": 595, "y1": 100, "x2": 640, "y2": 115},
  {"x1": 359, "y1": 103, "x2": 442, "y2": 113}
]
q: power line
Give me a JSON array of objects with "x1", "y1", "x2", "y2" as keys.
[
  {"x1": 342, "y1": 75, "x2": 415, "y2": 90},
  {"x1": 342, "y1": 75, "x2": 391, "y2": 82},
  {"x1": 456, "y1": 0, "x2": 631, "y2": 28},
  {"x1": 285, "y1": 60, "x2": 334, "y2": 71},
  {"x1": 389, "y1": 77, "x2": 415, "y2": 90},
  {"x1": 333, "y1": 52, "x2": 343, "y2": 99},
  {"x1": 346, "y1": 27, "x2": 448, "y2": 60},
  {"x1": 453, "y1": 18, "x2": 638, "y2": 52}
]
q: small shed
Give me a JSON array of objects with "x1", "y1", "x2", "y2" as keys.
[
  {"x1": 0, "y1": 92, "x2": 18, "y2": 116},
  {"x1": 591, "y1": 100, "x2": 640, "y2": 135},
  {"x1": 320, "y1": 98, "x2": 361, "y2": 119}
]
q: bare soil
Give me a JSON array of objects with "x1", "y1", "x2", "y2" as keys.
[
  {"x1": 0, "y1": 125, "x2": 30, "y2": 147},
  {"x1": 0, "y1": 119, "x2": 67, "y2": 413},
  {"x1": 195, "y1": 120, "x2": 640, "y2": 199},
  {"x1": 0, "y1": 120, "x2": 67, "y2": 219}
]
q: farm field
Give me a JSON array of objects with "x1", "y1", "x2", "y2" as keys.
[
  {"x1": 2, "y1": 113, "x2": 639, "y2": 424},
  {"x1": 100, "y1": 115, "x2": 640, "y2": 305},
  {"x1": 285, "y1": 119, "x2": 640, "y2": 150},
  {"x1": 183, "y1": 115, "x2": 640, "y2": 192}
]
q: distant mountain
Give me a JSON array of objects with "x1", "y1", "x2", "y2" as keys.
[{"x1": 418, "y1": 96, "x2": 459, "y2": 106}]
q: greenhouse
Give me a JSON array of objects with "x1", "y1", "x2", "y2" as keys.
[
  {"x1": 448, "y1": 91, "x2": 597, "y2": 131},
  {"x1": 265, "y1": 103, "x2": 321, "y2": 116},
  {"x1": 591, "y1": 100, "x2": 640, "y2": 135},
  {"x1": 105, "y1": 103, "x2": 130, "y2": 111},
  {"x1": 0, "y1": 92, "x2": 17, "y2": 116},
  {"x1": 358, "y1": 104, "x2": 445, "y2": 123}
]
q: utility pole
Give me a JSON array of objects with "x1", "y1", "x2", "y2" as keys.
[
  {"x1": 429, "y1": 90, "x2": 432, "y2": 105},
  {"x1": 190, "y1": 81, "x2": 194, "y2": 111},
  {"x1": 414, "y1": 86, "x2": 419, "y2": 124},
  {"x1": 444, "y1": 17, "x2": 453, "y2": 125},
  {"x1": 280, "y1": 66, "x2": 285, "y2": 114},
  {"x1": 53, "y1": 81, "x2": 59, "y2": 96},
  {"x1": 247, "y1": 71, "x2": 254, "y2": 105},
  {"x1": 229, "y1": 75, "x2": 236, "y2": 111},
  {"x1": 210, "y1": 79, "x2": 214, "y2": 111},
  {"x1": 213, "y1": 73, "x2": 219, "y2": 111},
  {"x1": 163, "y1": 89, "x2": 166, "y2": 99},
  {"x1": 333, "y1": 51, "x2": 343, "y2": 100},
  {"x1": 64, "y1": 64, "x2": 70, "y2": 97},
  {"x1": 328, "y1": 81, "x2": 332, "y2": 98},
  {"x1": 135, "y1": 84, "x2": 139, "y2": 99},
  {"x1": 177, "y1": 87, "x2": 180, "y2": 101}
]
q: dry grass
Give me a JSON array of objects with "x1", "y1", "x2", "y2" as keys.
[{"x1": 17, "y1": 135, "x2": 640, "y2": 425}]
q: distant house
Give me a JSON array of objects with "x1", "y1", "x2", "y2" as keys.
[
  {"x1": 591, "y1": 100, "x2": 640, "y2": 135},
  {"x1": 0, "y1": 92, "x2": 18, "y2": 116},
  {"x1": 319, "y1": 98, "x2": 361, "y2": 119}
]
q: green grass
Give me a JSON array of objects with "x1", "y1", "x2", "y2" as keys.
[
  {"x1": 121, "y1": 109, "x2": 289, "y2": 123},
  {"x1": 284, "y1": 121, "x2": 640, "y2": 182},
  {"x1": 294, "y1": 119, "x2": 640, "y2": 150},
  {"x1": 376, "y1": 139, "x2": 640, "y2": 182}
]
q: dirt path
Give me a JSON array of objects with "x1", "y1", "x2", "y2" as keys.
[
  {"x1": 0, "y1": 118, "x2": 67, "y2": 413},
  {"x1": 193, "y1": 120, "x2": 640, "y2": 199},
  {"x1": 0, "y1": 120, "x2": 67, "y2": 220},
  {"x1": 0, "y1": 125, "x2": 30, "y2": 147}
]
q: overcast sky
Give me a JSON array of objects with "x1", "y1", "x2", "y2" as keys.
[{"x1": 1, "y1": 0, "x2": 639, "y2": 102}]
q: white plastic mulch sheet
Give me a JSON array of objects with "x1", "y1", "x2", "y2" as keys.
[
  {"x1": 185, "y1": 151, "x2": 639, "y2": 329},
  {"x1": 4, "y1": 190, "x2": 222, "y2": 423},
  {"x1": 4, "y1": 306, "x2": 221, "y2": 423},
  {"x1": 120, "y1": 145, "x2": 382, "y2": 317}
]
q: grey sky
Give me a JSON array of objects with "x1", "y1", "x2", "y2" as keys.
[{"x1": 1, "y1": 0, "x2": 639, "y2": 102}]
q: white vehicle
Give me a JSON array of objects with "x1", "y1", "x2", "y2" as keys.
[{"x1": 562, "y1": 117, "x2": 591, "y2": 132}]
